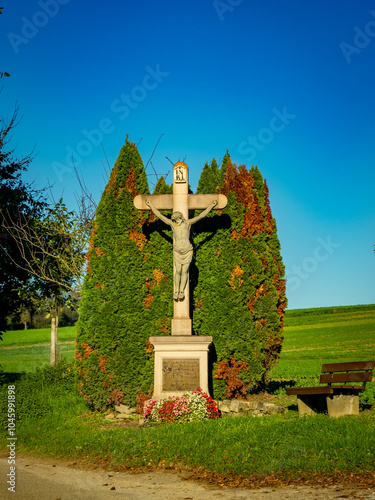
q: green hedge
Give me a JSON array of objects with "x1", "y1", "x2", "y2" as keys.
[{"x1": 76, "y1": 140, "x2": 286, "y2": 409}]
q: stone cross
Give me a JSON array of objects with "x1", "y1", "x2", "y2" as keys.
[{"x1": 134, "y1": 161, "x2": 227, "y2": 336}]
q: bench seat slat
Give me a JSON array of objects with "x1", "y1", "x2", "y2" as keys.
[
  {"x1": 321, "y1": 361, "x2": 375, "y2": 373},
  {"x1": 331, "y1": 385, "x2": 366, "y2": 392},
  {"x1": 320, "y1": 372, "x2": 372, "y2": 384},
  {"x1": 286, "y1": 386, "x2": 333, "y2": 396}
]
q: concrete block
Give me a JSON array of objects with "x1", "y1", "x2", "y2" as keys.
[{"x1": 326, "y1": 394, "x2": 359, "y2": 417}]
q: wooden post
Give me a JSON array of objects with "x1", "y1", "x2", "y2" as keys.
[{"x1": 50, "y1": 316, "x2": 58, "y2": 366}]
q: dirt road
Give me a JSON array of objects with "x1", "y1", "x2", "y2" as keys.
[{"x1": 1, "y1": 455, "x2": 375, "y2": 500}]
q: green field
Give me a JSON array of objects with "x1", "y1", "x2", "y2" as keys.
[
  {"x1": 270, "y1": 304, "x2": 375, "y2": 380},
  {"x1": 0, "y1": 326, "x2": 76, "y2": 373},
  {"x1": 1, "y1": 304, "x2": 374, "y2": 379}
]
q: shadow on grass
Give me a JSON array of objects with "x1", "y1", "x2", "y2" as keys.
[
  {"x1": 0, "y1": 371, "x2": 28, "y2": 384},
  {"x1": 263, "y1": 379, "x2": 297, "y2": 393}
]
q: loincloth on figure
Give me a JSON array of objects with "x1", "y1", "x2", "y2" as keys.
[{"x1": 174, "y1": 245, "x2": 193, "y2": 267}]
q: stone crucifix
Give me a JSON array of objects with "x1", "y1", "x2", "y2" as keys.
[{"x1": 134, "y1": 161, "x2": 227, "y2": 336}]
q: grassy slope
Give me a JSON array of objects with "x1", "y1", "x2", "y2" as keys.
[
  {"x1": 1, "y1": 305, "x2": 375, "y2": 482},
  {"x1": 270, "y1": 304, "x2": 375, "y2": 379},
  {"x1": 0, "y1": 326, "x2": 77, "y2": 346}
]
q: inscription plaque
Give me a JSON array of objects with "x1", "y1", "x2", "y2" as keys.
[{"x1": 162, "y1": 358, "x2": 200, "y2": 391}]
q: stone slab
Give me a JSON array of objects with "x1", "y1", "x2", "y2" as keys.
[
  {"x1": 149, "y1": 336, "x2": 212, "y2": 399},
  {"x1": 162, "y1": 358, "x2": 200, "y2": 392},
  {"x1": 171, "y1": 318, "x2": 192, "y2": 336},
  {"x1": 326, "y1": 394, "x2": 359, "y2": 417}
]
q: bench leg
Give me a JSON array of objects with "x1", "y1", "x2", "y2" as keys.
[
  {"x1": 297, "y1": 395, "x2": 327, "y2": 417},
  {"x1": 326, "y1": 394, "x2": 359, "y2": 417}
]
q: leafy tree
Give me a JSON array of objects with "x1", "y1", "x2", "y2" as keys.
[
  {"x1": 196, "y1": 158, "x2": 221, "y2": 194},
  {"x1": 76, "y1": 137, "x2": 155, "y2": 409},
  {"x1": 0, "y1": 109, "x2": 89, "y2": 364},
  {"x1": 2, "y1": 196, "x2": 88, "y2": 362},
  {"x1": 0, "y1": 108, "x2": 47, "y2": 336},
  {"x1": 20, "y1": 307, "x2": 31, "y2": 330}
]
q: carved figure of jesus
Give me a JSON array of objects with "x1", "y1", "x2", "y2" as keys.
[{"x1": 145, "y1": 199, "x2": 218, "y2": 301}]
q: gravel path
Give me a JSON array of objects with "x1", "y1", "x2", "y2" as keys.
[{"x1": 1, "y1": 455, "x2": 375, "y2": 500}]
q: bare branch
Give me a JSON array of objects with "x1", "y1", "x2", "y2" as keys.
[
  {"x1": 145, "y1": 134, "x2": 164, "y2": 172},
  {"x1": 0, "y1": 204, "x2": 87, "y2": 294}
]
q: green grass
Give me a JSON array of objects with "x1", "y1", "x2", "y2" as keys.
[
  {"x1": 1, "y1": 378, "x2": 374, "y2": 480},
  {"x1": 0, "y1": 326, "x2": 76, "y2": 374},
  {"x1": 0, "y1": 345, "x2": 76, "y2": 373},
  {"x1": 11, "y1": 413, "x2": 375, "y2": 477},
  {"x1": 1, "y1": 306, "x2": 375, "y2": 482},
  {"x1": 0, "y1": 326, "x2": 77, "y2": 347},
  {"x1": 270, "y1": 304, "x2": 375, "y2": 379}
]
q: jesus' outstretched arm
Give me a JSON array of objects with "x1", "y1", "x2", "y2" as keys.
[
  {"x1": 145, "y1": 199, "x2": 172, "y2": 226},
  {"x1": 188, "y1": 200, "x2": 218, "y2": 226}
]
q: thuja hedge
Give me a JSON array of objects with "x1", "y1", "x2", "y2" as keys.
[
  {"x1": 76, "y1": 139, "x2": 286, "y2": 409},
  {"x1": 193, "y1": 156, "x2": 286, "y2": 398}
]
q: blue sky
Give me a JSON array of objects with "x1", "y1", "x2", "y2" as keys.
[{"x1": 1, "y1": 0, "x2": 374, "y2": 310}]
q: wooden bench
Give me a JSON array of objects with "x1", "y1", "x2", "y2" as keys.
[{"x1": 286, "y1": 361, "x2": 375, "y2": 417}]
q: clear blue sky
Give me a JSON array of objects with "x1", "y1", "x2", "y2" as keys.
[{"x1": 2, "y1": 0, "x2": 374, "y2": 310}]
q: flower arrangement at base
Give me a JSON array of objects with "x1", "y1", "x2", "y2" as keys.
[{"x1": 142, "y1": 388, "x2": 221, "y2": 423}]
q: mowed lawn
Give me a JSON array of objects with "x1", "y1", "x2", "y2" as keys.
[
  {"x1": 0, "y1": 326, "x2": 77, "y2": 373},
  {"x1": 1, "y1": 304, "x2": 374, "y2": 378},
  {"x1": 270, "y1": 304, "x2": 375, "y2": 380}
]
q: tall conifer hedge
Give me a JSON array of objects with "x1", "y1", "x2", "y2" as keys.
[
  {"x1": 193, "y1": 156, "x2": 286, "y2": 399},
  {"x1": 76, "y1": 140, "x2": 286, "y2": 409}
]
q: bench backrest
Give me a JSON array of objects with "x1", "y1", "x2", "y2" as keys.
[{"x1": 319, "y1": 360, "x2": 375, "y2": 388}]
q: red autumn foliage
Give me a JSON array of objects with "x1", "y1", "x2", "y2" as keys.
[
  {"x1": 263, "y1": 179, "x2": 275, "y2": 234},
  {"x1": 80, "y1": 342, "x2": 94, "y2": 359},
  {"x1": 108, "y1": 388, "x2": 124, "y2": 405},
  {"x1": 98, "y1": 356, "x2": 107, "y2": 373},
  {"x1": 221, "y1": 162, "x2": 264, "y2": 238},
  {"x1": 214, "y1": 355, "x2": 249, "y2": 399},
  {"x1": 124, "y1": 164, "x2": 138, "y2": 198},
  {"x1": 136, "y1": 387, "x2": 153, "y2": 414}
]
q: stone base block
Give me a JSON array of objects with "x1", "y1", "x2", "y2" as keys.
[
  {"x1": 171, "y1": 318, "x2": 192, "y2": 336},
  {"x1": 326, "y1": 394, "x2": 359, "y2": 417},
  {"x1": 149, "y1": 336, "x2": 212, "y2": 399}
]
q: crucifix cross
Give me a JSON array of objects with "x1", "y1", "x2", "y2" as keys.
[{"x1": 134, "y1": 161, "x2": 227, "y2": 336}]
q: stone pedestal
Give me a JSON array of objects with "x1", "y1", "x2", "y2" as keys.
[
  {"x1": 326, "y1": 394, "x2": 359, "y2": 417},
  {"x1": 149, "y1": 336, "x2": 212, "y2": 399},
  {"x1": 171, "y1": 318, "x2": 191, "y2": 336}
]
